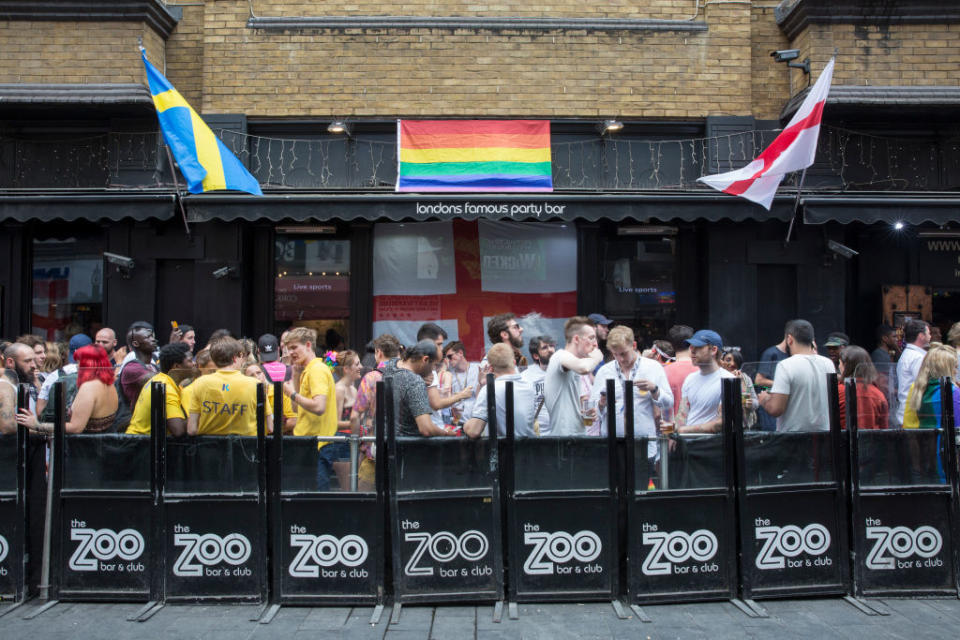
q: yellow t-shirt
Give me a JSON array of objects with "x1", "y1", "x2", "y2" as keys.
[
  {"x1": 292, "y1": 357, "x2": 337, "y2": 447},
  {"x1": 126, "y1": 372, "x2": 186, "y2": 435},
  {"x1": 188, "y1": 369, "x2": 265, "y2": 436},
  {"x1": 266, "y1": 383, "x2": 297, "y2": 420}
]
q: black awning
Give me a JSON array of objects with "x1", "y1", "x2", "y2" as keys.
[
  {"x1": 0, "y1": 193, "x2": 176, "y2": 222},
  {"x1": 802, "y1": 196, "x2": 960, "y2": 225},
  {"x1": 183, "y1": 193, "x2": 795, "y2": 223}
]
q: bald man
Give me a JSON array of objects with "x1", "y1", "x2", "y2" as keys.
[{"x1": 95, "y1": 327, "x2": 119, "y2": 365}]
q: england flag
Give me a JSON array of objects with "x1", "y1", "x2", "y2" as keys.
[{"x1": 698, "y1": 58, "x2": 835, "y2": 210}]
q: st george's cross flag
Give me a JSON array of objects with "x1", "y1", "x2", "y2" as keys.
[{"x1": 698, "y1": 58, "x2": 835, "y2": 210}]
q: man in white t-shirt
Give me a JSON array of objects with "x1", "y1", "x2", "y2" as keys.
[
  {"x1": 758, "y1": 319, "x2": 836, "y2": 432},
  {"x1": 544, "y1": 316, "x2": 604, "y2": 436},
  {"x1": 678, "y1": 330, "x2": 734, "y2": 434},
  {"x1": 894, "y1": 319, "x2": 930, "y2": 426},
  {"x1": 443, "y1": 341, "x2": 481, "y2": 424},
  {"x1": 520, "y1": 335, "x2": 556, "y2": 435},
  {"x1": 465, "y1": 343, "x2": 537, "y2": 438},
  {"x1": 591, "y1": 326, "x2": 672, "y2": 457}
]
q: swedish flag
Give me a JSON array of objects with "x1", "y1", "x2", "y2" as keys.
[{"x1": 141, "y1": 50, "x2": 262, "y2": 196}]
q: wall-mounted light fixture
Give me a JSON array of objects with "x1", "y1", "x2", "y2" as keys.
[
  {"x1": 327, "y1": 120, "x2": 351, "y2": 135},
  {"x1": 599, "y1": 119, "x2": 624, "y2": 135}
]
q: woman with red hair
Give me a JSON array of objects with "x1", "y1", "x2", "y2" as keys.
[{"x1": 17, "y1": 345, "x2": 119, "y2": 433}]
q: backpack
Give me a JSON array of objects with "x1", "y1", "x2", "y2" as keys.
[
  {"x1": 111, "y1": 360, "x2": 154, "y2": 433},
  {"x1": 39, "y1": 368, "x2": 79, "y2": 423}
]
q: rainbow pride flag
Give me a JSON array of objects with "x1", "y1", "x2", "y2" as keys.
[{"x1": 396, "y1": 120, "x2": 553, "y2": 192}]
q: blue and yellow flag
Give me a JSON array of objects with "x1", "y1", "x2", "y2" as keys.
[{"x1": 141, "y1": 50, "x2": 261, "y2": 196}]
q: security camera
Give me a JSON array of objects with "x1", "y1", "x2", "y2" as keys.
[
  {"x1": 103, "y1": 252, "x2": 135, "y2": 270},
  {"x1": 212, "y1": 266, "x2": 236, "y2": 280},
  {"x1": 772, "y1": 49, "x2": 800, "y2": 62},
  {"x1": 827, "y1": 240, "x2": 858, "y2": 259}
]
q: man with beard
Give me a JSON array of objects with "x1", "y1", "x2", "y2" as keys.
[
  {"x1": 521, "y1": 335, "x2": 556, "y2": 435},
  {"x1": 487, "y1": 313, "x2": 528, "y2": 367},
  {"x1": 126, "y1": 342, "x2": 193, "y2": 436},
  {"x1": 94, "y1": 327, "x2": 120, "y2": 366},
  {"x1": 2, "y1": 343, "x2": 38, "y2": 418}
]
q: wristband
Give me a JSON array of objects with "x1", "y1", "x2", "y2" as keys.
[{"x1": 291, "y1": 392, "x2": 298, "y2": 402}]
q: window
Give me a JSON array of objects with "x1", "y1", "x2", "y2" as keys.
[
  {"x1": 32, "y1": 232, "x2": 104, "y2": 340},
  {"x1": 601, "y1": 236, "x2": 676, "y2": 343},
  {"x1": 274, "y1": 235, "x2": 351, "y2": 350}
]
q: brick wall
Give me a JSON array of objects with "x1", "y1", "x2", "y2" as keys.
[
  {"x1": 246, "y1": 0, "x2": 701, "y2": 20},
  {"x1": 792, "y1": 22, "x2": 960, "y2": 93},
  {"x1": 201, "y1": 1, "x2": 753, "y2": 118},
  {"x1": 166, "y1": 3, "x2": 206, "y2": 106},
  {"x1": 751, "y1": 5, "x2": 791, "y2": 120},
  {"x1": 0, "y1": 21, "x2": 164, "y2": 84}
]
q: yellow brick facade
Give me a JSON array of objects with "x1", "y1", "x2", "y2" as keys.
[
  {"x1": 200, "y1": 1, "x2": 754, "y2": 118},
  {"x1": 166, "y1": 3, "x2": 206, "y2": 107},
  {"x1": 791, "y1": 22, "x2": 960, "y2": 93},
  {"x1": 0, "y1": 21, "x2": 164, "y2": 84},
  {"x1": 0, "y1": 2, "x2": 958, "y2": 121}
]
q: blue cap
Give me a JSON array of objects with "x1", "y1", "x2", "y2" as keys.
[
  {"x1": 68, "y1": 333, "x2": 93, "y2": 363},
  {"x1": 588, "y1": 313, "x2": 612, "y2": 326},
  {"x1": 687, "y1": 329, "x2": 722, "y2": 348}
]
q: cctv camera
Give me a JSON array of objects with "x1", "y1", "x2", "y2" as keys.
[
  {"x1": 212, "y1": 266, "x2": 235, "y2": 279},
  {"x1": 772, "y1": 49, "x2": 800, "y2": 62},
  {"x1": 827, "y1": 240, "x2": 858, "y2": 259},
  {"x1": 103, "y1": 252, "x2": 135, "y2": 270}
]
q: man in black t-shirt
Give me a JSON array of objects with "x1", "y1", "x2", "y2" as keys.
[{"x1": 755, "y1": 329, "x2": 789, "y2": 432}]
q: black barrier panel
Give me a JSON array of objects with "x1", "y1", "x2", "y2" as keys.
[
  {"x1": 47, "y1": 378, "x2": 155, "y2": 602},
  {"x1": 387, "y1": 377, "x2": 503, "y2": 604},
  {"x1": 163, "y1": 385, "x2": 267, "y2": 603},
  {"x1": 274, "y1": 427, "x2": 384, "y2": 605},
  {"x1": 504, "y1": 379, "x2": 617, "y2": 603},
  {"x1": 0, "y1": 430, "x2": 25, "y2": 600},
  {"x1": 734, "y1": 374, "x2": 851, "y2": 599},
  {"x1": 627, "y1": 380, "x2": 737, "y2": 604},
  {"x1": 848, "y1": 378, "x2": 960, "y2": 597}
]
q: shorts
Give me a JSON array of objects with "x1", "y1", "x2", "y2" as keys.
[{"x1": 316, "y1": 441, "x2": 351, "y2": 491}]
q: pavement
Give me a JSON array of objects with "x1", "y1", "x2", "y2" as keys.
[{"x1": 2, "y1": 597, "x2": 960, "y2": 639}]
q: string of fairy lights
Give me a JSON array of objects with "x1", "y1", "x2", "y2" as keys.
[{"x1": 2, "y1": 125, "x2": 956, "y2": 192}]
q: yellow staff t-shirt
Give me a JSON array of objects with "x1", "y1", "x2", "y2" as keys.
[
  {"x1": 266, "y1": 383, "x2": 297, "y2": 421},
  {"x1": 126, "y1": 372, "x2": 186, "y2": 435},
  {"x1": 292, "y1": 357, "x2": 337, "y2": 447},
  {"x1": 188, "y1": 369, "x2": 266, "y2": 436}
]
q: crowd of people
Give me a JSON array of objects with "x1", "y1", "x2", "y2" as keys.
[{"x1": 0, "y1": 312, "x2": 956, "y2": 490}]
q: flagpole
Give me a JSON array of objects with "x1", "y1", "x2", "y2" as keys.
[
  {"x1": 164, "y1": 145, "x2": 192, "y2": 237},
  {"x1": 785, "y1": 167, "x2": 807, "y2": 243}
]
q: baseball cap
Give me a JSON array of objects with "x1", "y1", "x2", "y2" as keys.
[
  {"x1": 258, "y1": 333, "x2": 280, "y2": 362},
  {"x1": 588, "y1": 313, "x2": 612, "y2": 326},
  {"x1": 686, "y1": 329, "x2": 723, "y2": 348},
  {"x1": 68, "y1": 333, "x2": 93, "y2": 363},
  {"x1": 823, "y1": 332, "x2": 850, "y2": 348}
]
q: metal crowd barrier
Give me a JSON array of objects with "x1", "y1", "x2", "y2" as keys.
[
  {"x1": 49, "y1": 384, "x2": 155, "y2": 604},
  {"x1": 8, "y1": 372, "x2": 960, "y2": 622},
  {"x1": 0, "y1": 385, "x2": 30, "y2": 616},
  {"x1": 732, "y1": 374, "x2": 851, "y2": 602},
  {"x1": 385, "y1": 374, "x2": 504, "y2": 618},
  {"x1": 162, "y1": 384, "x2": 268, "y2": 605},
  {"x1": 502, "y1": 378, "x2": 619, "y2": 612},
  {"x1": 848, "y1": 376, "x2": 960, "y2": 597},
  {"x1": 626, "y1": 379, "x2": 738, "y2": 607},
  {"x1": 266, "y1": 380, "x2": 386, "y2": 622}
]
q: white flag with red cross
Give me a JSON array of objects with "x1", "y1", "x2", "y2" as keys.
[{"x1": 698, "y1": 57, "x2": 835, "y2": 210}]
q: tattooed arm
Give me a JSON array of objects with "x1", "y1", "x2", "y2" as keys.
[{"x1": 0, "y1": 382, "x2": 16, "y2": 434}]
